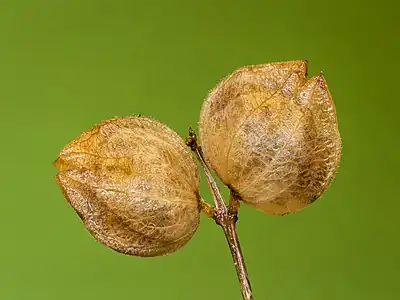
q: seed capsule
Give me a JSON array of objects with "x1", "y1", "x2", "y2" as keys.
[
  {"x1": 199, "y1": 60, "x2": 341, "y2": 215},
  {"x1": 54, "y1": 116, "x2": 201, "y2": 256}
]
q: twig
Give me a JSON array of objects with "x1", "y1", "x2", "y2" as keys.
[{"x1": 186, "y1": 129, "x2": 254, "y2": 300}]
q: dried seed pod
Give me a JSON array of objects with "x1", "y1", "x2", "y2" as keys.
[
  {"x1": 54, "y1": 116, "x2": 201, "y2": 257},
  {"x1": 199, "y1": 60, "x2": 341, "y2": 215}
]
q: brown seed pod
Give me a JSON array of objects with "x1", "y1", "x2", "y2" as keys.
[
  {"x1": 54, "y1": 116, "x2": 201, "y2": 257},
  {"x1": 199, "y1": 60, "x2": 342, "y2": 215}
]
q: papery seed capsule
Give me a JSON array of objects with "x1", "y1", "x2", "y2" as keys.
[
  {"x1": 54, "y1": 116, "x2": 201, "y2": 256},
  {"x1": 199, "y1": 60, "x2": 341, "y2": 215}
]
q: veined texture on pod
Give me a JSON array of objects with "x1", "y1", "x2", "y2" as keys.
[
  {"x1": 54, "y1": 116, "x2": 201, "y2": 257},
  {"x1": 199, "y1": 60, "x2": 342, "y2": 215}
]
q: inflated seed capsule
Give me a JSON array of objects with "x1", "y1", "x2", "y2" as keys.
[
  {"x1": 199, "y1": 60, "x2": 341, "y2": 215},
  {"x1": 54, "y1": 116, "x2": 201, "y2": 257}
]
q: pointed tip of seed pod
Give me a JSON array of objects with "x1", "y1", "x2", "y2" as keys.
[
  {"x1": 53, "y1": 157, "x2": 62, "y2": 170},
  {"x1": 53, "y1": 156, "x2": 71, "y2": 172},
  {"x1": 316, "y1": 72, "x2": 328, "y2": 89}
]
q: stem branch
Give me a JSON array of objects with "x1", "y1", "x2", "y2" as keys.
[{"x1": 186, "y1": 129, "x2": 254, "y2": 300}]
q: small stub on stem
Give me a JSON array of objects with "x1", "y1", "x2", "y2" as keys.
[{"x1": 185, "y1": 127, "x2": 198, "y2": 151}]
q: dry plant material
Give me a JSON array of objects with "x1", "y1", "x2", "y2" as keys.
[
  {"x1": 199, "y1": 60, "x2": 341, "y2": 215},
  {"x1": 54, "y1": 117, "x2": 201, "y2": 257},
  {"x1": 54, "y1": 60, "x2": 341, "y2": 300}
]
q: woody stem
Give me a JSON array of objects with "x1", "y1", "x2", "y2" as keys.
[{"x1": 186, "y1": 129, "x2": 254, "y2": 300}]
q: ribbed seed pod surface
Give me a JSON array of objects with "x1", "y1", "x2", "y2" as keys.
[
  {"x1": 199, "y1": 60, "x2": 341, "y2": 215},
  {"x1": 54, "y1": 116, "x2": 201, "y2": 256}
]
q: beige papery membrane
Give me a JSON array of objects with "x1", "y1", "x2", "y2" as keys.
[
  {"x1": 199, "y1": 60, "x2": 341, "y2": 215},
  {"x1": 53, "y1": 60, "x2": 342, "y2": 266},
  {"x1": 54, "y1": 116, "x2": 201, "y2": 257}
]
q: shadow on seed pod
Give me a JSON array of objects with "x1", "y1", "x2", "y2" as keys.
[
  {"x1": 53, "y1": 116, "x2": 201, "y2": 257},
  {"x1": 199, "y1": 60, "x2": 341, "y2": 215}
]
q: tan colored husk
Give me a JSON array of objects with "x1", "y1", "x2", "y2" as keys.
[
  {"x1": 199, "y1": 60, "x2": 341, "y2": 215},
  {"x1": 54, "y1": 116, "x2": 201, "y2": 256}
]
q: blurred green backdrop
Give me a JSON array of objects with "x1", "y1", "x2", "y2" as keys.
[{"x1": 1, "y1": 0, "x2": 399, "y2": 299}]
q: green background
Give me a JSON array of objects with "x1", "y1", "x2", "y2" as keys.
[{"x1": 1, "y1": 1, "x2": 399, "y2": 299}]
